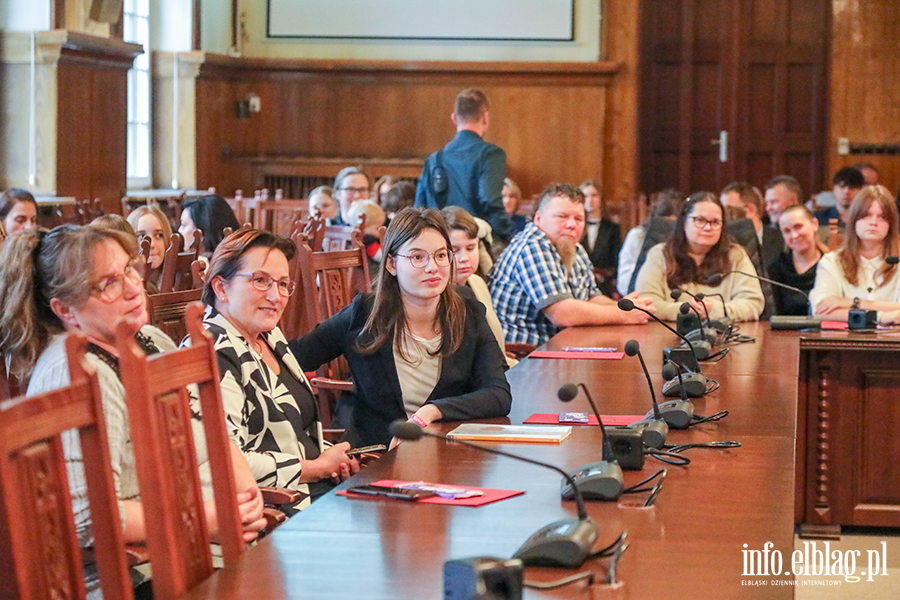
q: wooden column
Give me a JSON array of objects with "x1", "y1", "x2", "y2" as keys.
[{"x1": 0, "y1": 31, "x2": 141, "y2": 215}]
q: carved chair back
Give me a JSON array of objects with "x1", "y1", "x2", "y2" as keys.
[{"x1": 0, "y1": 333, "x2": 134, "y2": 600}]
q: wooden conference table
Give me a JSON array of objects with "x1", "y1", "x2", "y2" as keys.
[{"x1": 184, "y1": 322, "x2": 803, "y2": 599}]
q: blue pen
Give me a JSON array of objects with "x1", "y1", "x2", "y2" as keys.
[{"x1": 562, "y1": 347, "x2": 617, "y2": 352}]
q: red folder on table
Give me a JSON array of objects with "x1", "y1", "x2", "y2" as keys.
[
  {"x1": 339, "y1": 479, "x2": 524, "y2": 507},
  {"x1": 528, "y1": 350, "x2": 624, "y2": 360},
  {"x1": 524, "y1": 413, "x2": 646, "y2": 426}
]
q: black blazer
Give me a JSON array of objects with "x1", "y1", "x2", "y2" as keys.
[
  {"x1": 580, "y1": 219, "x2": 621, "y2": 271},
  {"x1": 289, "y1": 287, "x2": 512, "y2": 447}
]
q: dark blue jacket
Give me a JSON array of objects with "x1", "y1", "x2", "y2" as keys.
[{"x1": 415, "y1": 130, "x2": 512, "y2": 242}]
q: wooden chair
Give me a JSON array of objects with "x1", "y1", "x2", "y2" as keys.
[
  {"x1": 290, "y1": 240, "x2": 371, "y2": 426},
  {"x1": 74, "y1": 198, "x2": 103, "y2": 224},
  {"x1": 320, "y1": 224, "x2": 361, "y2": 251},
  {"x1": 224, "y1": 190, "x2": 245, "y2": 224},
  {"x1": 505, "y1": 343, "x2": 537, "y2": 360},
  {"x1": 0, "y1": 333, "x2": 134, "y2": 600},
  {"x1": 159, "y1": 231, "x2": 202, "y2": 292},
  {"x1": 136, "y1": 237, "x2": 153, "y2": 281},
  {"x1": 253, "y1": 198, "x2": 309, "y2": 237},
  {"x1": 190, "y1": 259, "x2": 207, "y2": 288},
  {"x1": 115, "y1": 304, "x2": 245, "y2": 599},
  {"x1": 148, "y1": 289, "x2": 205, "y2": 345}
]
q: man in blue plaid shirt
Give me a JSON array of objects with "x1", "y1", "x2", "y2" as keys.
[{"x1": 489, "y1": 183, "x2": 655, "y2": 345}]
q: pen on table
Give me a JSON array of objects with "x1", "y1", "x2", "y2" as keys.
[{"x1": 562, "y1": 347, "x2": 617, "y2": 352}]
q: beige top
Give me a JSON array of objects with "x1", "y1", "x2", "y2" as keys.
[
  {"x1": 635, "y1": 243, "x2": 765, "y2": 322},
  {"x1": 395, "y1": 330, "x2": 443, "y2": 415},
  {"x1": 466, "y1": 274, "x2": 518, "y2": 367}
]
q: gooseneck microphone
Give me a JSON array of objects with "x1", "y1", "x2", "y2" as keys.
[
  {"x1": 617, "y1": 297, "x2": 703, "y2": 371},
  {"x1": 556, "y1": 384, "x2": 625, "y2": 502},
  {"x1": 704, "y1": 292, "x2": 730, "y2": 319},
  {"x1": 706, "y1": 271, "x2": 819, "y2": 330},
  {"x1": 706, "y1": 271, "x2": 809, "y2": 301},
  {"x1": 672, "y1": 289, "x2": 711, "y2": 327},
  {"x1": 390, "y1": 420, "x2": 600, "y2": 568},
  {"x1": 657, "y1": 362, "x2": 697, "y2": 427},
  {"x1": 622, "y1": 341, "x2": 669, "y2": 448},
  {"x1": 557, "y1": 383, "x2": 615, "y2": 463},
  {"x1": 671, "y1": 290, "x2": 716, "y2": 345}
]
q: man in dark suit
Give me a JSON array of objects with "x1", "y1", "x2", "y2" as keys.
[
  {"x1": 579, "y1": 180, "x2": 621, "y2": 297},
  {"x1": 721, "y1": 182, "x2": 783, "y2": 319},
  {"x1": 415, "y1": 89, "x2": 512, "y2": 244}
]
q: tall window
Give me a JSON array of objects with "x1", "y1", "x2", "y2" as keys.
[{"x1": 124, "y1": 0, "x2": 151, "y2": 187}]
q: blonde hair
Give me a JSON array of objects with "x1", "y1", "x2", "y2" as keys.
[
  {"x1": 0, "y1": 225, "x2": 137, "y2": 378},
  {"x1": 346, "y1": 200, "x2": 385, "y2": 233},
  {"x1": 127, "y1": 205, "x2": 172, "y2": 249}
]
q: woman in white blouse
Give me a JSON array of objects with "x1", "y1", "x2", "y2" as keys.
[{"x1": 810, "y1": 185, "x2": 900, "y2": 323}]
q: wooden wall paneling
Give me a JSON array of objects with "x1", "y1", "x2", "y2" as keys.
[
  {"x1": 829, "y1": 0, "x2": 900, "y2": 196},
  {"x1": 640, "y1": 0, "x2": 828, "y2": 197},
  {"x1": 54, "y1": 34, "x2": 140, "y2": 215},
  {"x1": 841, "y1": 352, "x2": 900, "y2": 527},
  {"x1": 90, "y1": 64, "x2": 129, "y2": 210},
  {"x1": 56, "y1": 62, "x2": 94, "y2": 206},
  {"x1": 193, "y1": 58, "x2": 619, "y2": 208},
  {"x1": 738, "y1": 0, "x2": 828, "y2": 198}
]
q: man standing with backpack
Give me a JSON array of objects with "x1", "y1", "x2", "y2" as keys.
[{"x1": 416, "y1": 88, "x2": 512, "y2": 245}]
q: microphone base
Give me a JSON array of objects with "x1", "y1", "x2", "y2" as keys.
[
  {"x1": 709, "y1": 317, "x2": 733, "y2": 333},
  {"x1": 561, "y1": 460, "x2": 625, "y2": 501},
  {"x1": 663, "y1": 346, "x2": 701, "y2": 372},
  {"x1": 684, "y1": 328, "x2": 717, "y2": 346},
  {"x1": 662, "y1": 372, "x2": 707, "y2": 398},
  {"x1": 680, "y1": 339, "x2": 711, "y2": 360},
  {"x1": 628, "y1": 418, "x2": 668, "y2": 449},
  {"x1": 512, "y1": 517, "x2": 600, "y2": 568},
  {"x1": 655, "y1": 399, "x2": 695, "y2": 429},
  {"x1": 770, "y1": 316, "x2": 823, "y2": 330},
  {"x1": 676, "y1": 312, "x2": 702, "y2": 336}
]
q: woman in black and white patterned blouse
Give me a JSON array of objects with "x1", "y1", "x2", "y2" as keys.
[{"x1": 201, "y1": 229, "x2": 359, "y2": 511}]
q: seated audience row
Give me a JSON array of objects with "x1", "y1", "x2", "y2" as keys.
[{"x1": 0, "y1": 225, "x2": 267, "y2": 598}]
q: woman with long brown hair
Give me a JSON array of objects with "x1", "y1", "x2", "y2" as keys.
[
  {"x1": 634, "y1": 191, "x2": 764, "y2": 321},
  {"x1": 289, "y1": 207, "x2": 511, "y2": 447},
  {"x1": 810, "y1": 185, "x2": 900, "y2": 323}
]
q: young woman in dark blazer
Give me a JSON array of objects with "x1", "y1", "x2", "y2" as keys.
[{"x1": 290, "y1": 208, "x2": 512, "y2": 447}]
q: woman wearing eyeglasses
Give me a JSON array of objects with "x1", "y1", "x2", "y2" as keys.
[
  {"x1": 0, "y1": 224, "x2": 266, "y2": 598},
  {"x1": 634, "y1": 191, "x2": 764, "y2": 321},
  {"x1": 201, "y1": 228, "x2": 359, "y2": 510},
  {"x1": 290, "y1": 208, "x2": 512, "y2": 448}
]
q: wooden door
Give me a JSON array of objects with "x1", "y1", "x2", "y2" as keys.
[{"x1": 640, "y1": 0, "x2": 830, "y2": 197}]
